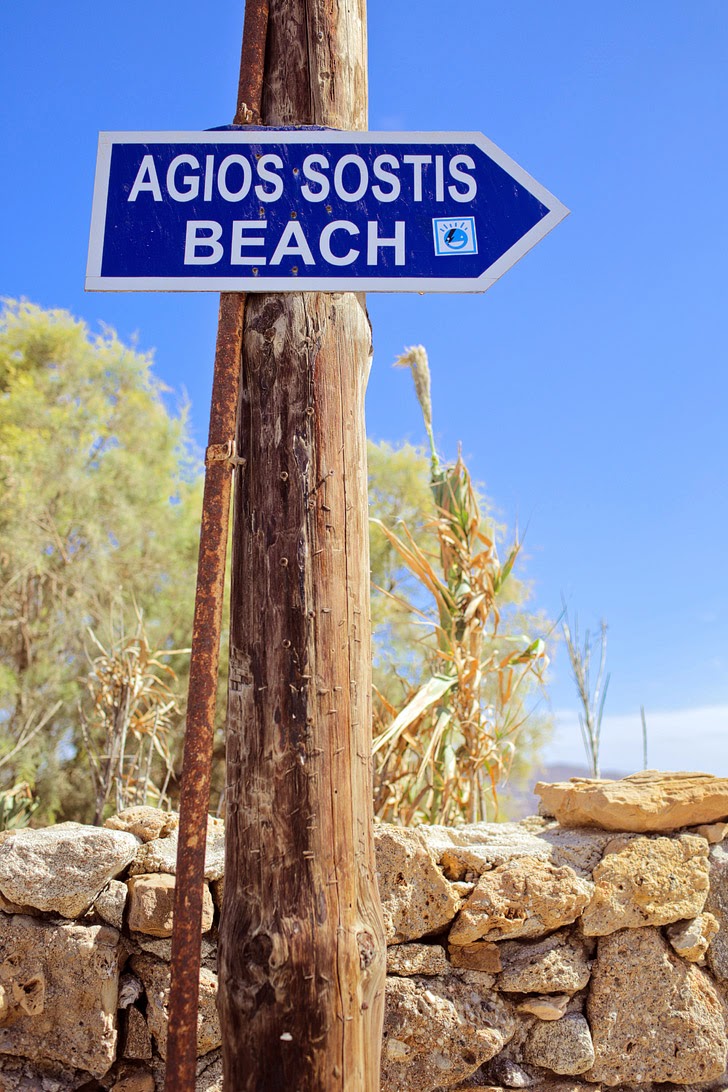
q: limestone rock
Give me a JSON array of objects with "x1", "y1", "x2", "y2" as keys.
[
  {"x1": 586, "y1": 926, "x2": 727, "y2": 1084},
  {"x1": 438, "y1": 965, "x2": 493, "y2": 988},
  {"x1": 210, "y1": 875, "x2": 224, "y2": 911},
  {"x1": 664, "y1": 1082, "x2": 728, "y2": 1092},
  {"x1": 129, "y1": 819, "x2": 225, "y2": 881},
  {"x1": 131, "y1": 931, "x2": 217, "y2": 963},
  {"x1": 485, "y1": 1056, "x2": 534, "y2": 1087},
  {"x1": 124, "y1": 1005, "x2": 153, "y2": 1060},
  {"x1": 693, "y1": 821, "x2": 728, "y2": 844},
  {"x1": 150, "y1": 1050, "x2": 223, "y2": 1092},
  {"x1": 131, "y1": 954, "x2": 221, "y2": 1059},
  {"x1": 119, "y1": 972, "x2": 144, "y2": 1008},
  {"x1": 381, "y1": 972, "x2": 515, "y2": 1092},
  {"x1": 536, "y1": 770, "x2": 728, "y2": 833},
  {"x1": 452, "y1": 881, "x2": 475, "y2": 899},
  {"x1": 0, "y1": 823, "x2": 139, "y2": 919},
  {"x1": 496, "y1": 929, "x2": 591, "y2": 994},
  {"x1": 522, "y1": 1013, "x2": 594, "y2": 1074},
  {"x1": 519, "y1": 815, "x2": 554, "y2": 832},
  {"x1": 0, "y1": 913, "x2": 122, "y2": 1078},
  {"x1": 105, "y1": 806, "x2": 179, "y2": 843},
  {"x1": 387, "y1": 942, "x2": 449, "y2": 976},
  {"x1": 0, "y1": 1055, "x2": 85, "y2": 1092},
  {"x1": 449, "y1": 941, "x2": 502, "y2": 973},
  {"x1": 433, "y1": 1085, "x2": 511, "y2": 1092},
  {"x1": 194, "y1": 1049, "x2": 224, "y2": 1091},
  {"x1": 535, "y1": 827, "x2": 613, "y2": 877},
  {"x1": 705, "y1": 843, "x2": 728, "y2": 982},
  {"x1": 111, "y1": 1072, "x2": 156, "y2": 1092},
  {"x1": 0, "y1": 889, "x2": 39, "y2": 916},
  {"x1": 127, "y1": 873, "x2": 213, "y2": 937},
  {"x1": 519, "y1": 1082, "x2": 602, "y2": 1092},
  {"x1": 375, "y1": 826, "x2": 461, "y2": 944},
  {"x1": 476, "y1": 1013, "x2": 540, "y2": 1083},
  {"x1": 580, "y1": 833, "x2": 709, "y2": 936},
  {"x1": 667, "y1": 1084, "x2": 728, "y2": 1092},
  {"x1": 667, "y1": 912, "x2": 720, "y2": 962},
  {"x1": 449, "y1": 858, "x2": 592, "y2": 946},
  {"x1": 93, "y1": 879, "x2": 128, "y2": 930},
  {"x1": 418, "y1": 822, "x2": 611, "y2": 885},
  {"x1": 421, "y1": 823, "x2": 553, "y2": 881},
  {"x1": 517, "y1": 994, "x2": 570, "y2": 1020}
]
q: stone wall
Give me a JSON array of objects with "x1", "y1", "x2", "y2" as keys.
[{"x1": 1, "y1": 773, "x2": 728, "y2": 1090}]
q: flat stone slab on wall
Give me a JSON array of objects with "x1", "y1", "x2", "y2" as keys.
[
  {"x1": 0, "y1": 824, "x2": 139, "y2": 919},
  {"x1": 536, "y1": 770, "x2": 728, "y2": 832}
]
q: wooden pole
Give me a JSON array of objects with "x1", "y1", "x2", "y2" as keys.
[{"x1": 217, "y1": 1, "x2": 386, "y2": 1088}]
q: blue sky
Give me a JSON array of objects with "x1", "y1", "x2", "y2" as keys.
[{"x1": 2, "y1": 1, "x2": 727, "y2": 775}]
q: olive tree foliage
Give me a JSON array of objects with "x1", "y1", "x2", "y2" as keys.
[{"x1": 0, "y1": 301, "x2": 203, "y2": 820}]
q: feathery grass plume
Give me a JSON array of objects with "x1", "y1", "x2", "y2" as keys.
[
  {"x1": 79, "y1": 604, "x2": 189, "y2": 823},
  {"x1": 393, "y1": 345, "x2": 437, "y2": 471},
  {"x1": 372, "y1": 348, "x2": 549, "y2": 825}
]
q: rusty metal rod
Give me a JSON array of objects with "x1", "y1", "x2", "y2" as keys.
[
  {"x1": 164, "y1": 3, "x2": 269, "y2": 1089},
  {"x1": 235, "y1": 0, "x2": 269, "y2": 125}
]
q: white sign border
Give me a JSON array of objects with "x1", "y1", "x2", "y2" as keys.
[{"x1": 86, "y1": 130, "x2": 569, "y2": 294}]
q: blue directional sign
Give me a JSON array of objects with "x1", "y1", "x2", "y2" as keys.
[{"x1": 86, "y1": 130, "x2": 568, "y2": 293}]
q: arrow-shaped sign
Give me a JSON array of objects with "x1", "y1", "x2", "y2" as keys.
[{"x1": 86, "y1": 129, "x2": 568, "y2": 293}]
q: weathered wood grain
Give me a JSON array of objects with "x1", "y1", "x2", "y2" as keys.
[{"x1": 218, "y1": 2, "x2": 386, "y2": 1088}]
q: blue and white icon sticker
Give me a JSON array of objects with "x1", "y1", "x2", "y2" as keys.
[{"x1": 433, "y1": 216, "x2": 478, "y2": 256}]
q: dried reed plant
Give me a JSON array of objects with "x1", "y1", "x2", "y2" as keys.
[
  {"x1": 80, "y1": 608, "x2": 188, "y2": 824},
  {"x1": 372, "y1": 347, "x2": 548, "y2": 825},
  {"x1": 560, "y1": 604, "x2": 610, "y2": 778}
]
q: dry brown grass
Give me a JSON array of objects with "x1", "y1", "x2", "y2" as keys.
[
  {"x1": 372, "y1": 348, "x2": 548, "y2": 825},
  {"x1": 80, "y1": 609, "x2": 187, "y2": 823}
]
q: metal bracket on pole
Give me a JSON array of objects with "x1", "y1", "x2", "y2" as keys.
[
  {"x1": 235, "y1": 102, "x2": 258, "y2": 125},
  {"x1": 205, "y1": 440, "x2": 246, "y2": 470}
]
